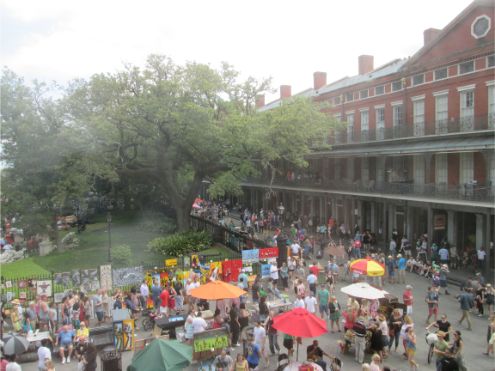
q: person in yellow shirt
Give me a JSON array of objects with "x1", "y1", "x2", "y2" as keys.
[{"x1": 76, "y1": 321, "x2": 89, "y2": 343}]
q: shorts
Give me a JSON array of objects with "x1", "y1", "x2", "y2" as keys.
[
  {"x1": 60, "y1": 342, "x2": 73, "y2": 350},
  {"x1": 159, "y1": 306, "x2": 169, "y2": 315},
  {"x1": 406, "y1": 348, "x2": 416, "y2": 357},
  {"x1": 248, "y1": 362, "x2": 259, "y2": 369},
  {"x1": 319, "y1": 305, "x2": 328, "y2": 315},
  {"x1": 440, "y1": 280, "x2": 447, "y2": 288},
  {"x1": 95, "y1": 311, "x2": 104, "y2": 322},
  {"x1": 428, "y1": 306, "x2": 438, "y2": 315}
]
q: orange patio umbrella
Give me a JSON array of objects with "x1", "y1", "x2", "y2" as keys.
[
  {"x1": 349, "y1": 258, "x2": 385, "y2": 276},
  {"x1": 189, "y1": 280, "x2": 246, "y2": 300}
]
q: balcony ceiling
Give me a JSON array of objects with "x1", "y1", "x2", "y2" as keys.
[{"x1": 309, "y1": 134, "x2": 494, "y2": 158}]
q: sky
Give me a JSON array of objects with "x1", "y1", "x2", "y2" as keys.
[{"x1": 1, "y1": 0, "x2": 473, "y2": 103}]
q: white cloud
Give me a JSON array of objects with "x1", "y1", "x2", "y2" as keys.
[{"x1": 2, "y1": 0, "x2": 472, "y2": 102}]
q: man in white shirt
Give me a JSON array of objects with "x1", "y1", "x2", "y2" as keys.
[
  {"x1": 294, "y1": 295, "x2": 305, "y2": 309},
  {"x1": 253, "y1": 321, "x2": 266, "y2": 348},
  {"x1": 270, "y1": 262, "x2": 279, "y2": 285},
  {"x1": 140, "y1": 280, "x2": 149, "y2": 309},
  {"x1": 37, "y1": 340, "x2": 52, "y2": 371},
  {"x1": 306, "y1": 272, "x2": 318, "y2": 295},
  {"x1": 304, "y1": 292, "x2": 317, "y2": 314},
  {"x1": 192, "y1": 312, "x2": 208, "y2": 334},
  {"x1": 291, "y1": 242, "x2": 301, "y2": 258}
]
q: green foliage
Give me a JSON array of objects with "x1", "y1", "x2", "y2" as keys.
[
  {"x1": 148, "y1": 231, "x2": 212, "y2": 257},
  {"x1": 111, "y1": 244, "x2": 133, "y2": 266}
]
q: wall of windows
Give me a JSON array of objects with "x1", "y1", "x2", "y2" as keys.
[
  {"x1": 435, "y1": 93, "x2": 449, "y2": 134},
  {"x1": 435, "y1": 154, "x2": 448, "y2": 185}
]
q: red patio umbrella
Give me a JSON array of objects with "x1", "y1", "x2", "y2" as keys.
[{"x1": 272, "y1": 307, "x2": 327, "y2": 360}]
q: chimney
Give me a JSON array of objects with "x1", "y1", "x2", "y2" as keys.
[
  {"x1": 423, "y1": 28, "x2": 441, "y2": 46},
  {"x1": 313, "y1": 71, "x2": 327, "y2": 90},
  {"x1": 280, "y1": 85, "x2": 292, "y2": 99},
  {"x1": 255, "y1": 94, "x2": 265, "y2": 108},
  {"x1": 358, "y1": 55, "x2": 374, "y2": 75}
]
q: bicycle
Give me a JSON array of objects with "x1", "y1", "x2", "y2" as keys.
[{"x1": 425, "y1": 328, "x2": 439, "y2": 364}]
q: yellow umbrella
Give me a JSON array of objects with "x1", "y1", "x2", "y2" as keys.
[
  {"x1": 349, "y1": 258, "x2": 385, "y2": 276},
  {"x1": 189, "y1": 280, "x2": 246, "y2": 300}
]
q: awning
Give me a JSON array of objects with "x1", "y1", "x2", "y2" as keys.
[{"x1": 308, "y1": 132, "x2": 494, "y2": 158}]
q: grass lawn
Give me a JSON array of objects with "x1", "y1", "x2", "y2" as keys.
[
  {"x1": 0, "y1": 258, "x2": 51, "y2": 278},
  {"x1": 1, "y1": 212, "x2": 239, "y2": 278}
]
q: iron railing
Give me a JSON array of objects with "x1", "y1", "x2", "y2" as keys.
[
  {"x1": 244, "y1": 176, "x2": 495, "y2": 203},
  {"x1": 328, "y1": 114, "x2": 494, "y2": 145}
]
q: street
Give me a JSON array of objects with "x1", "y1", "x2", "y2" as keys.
[{"x1": 18, "y1": 268, "x2": 493, "y2": 371}]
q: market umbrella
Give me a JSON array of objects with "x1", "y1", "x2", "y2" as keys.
[
  {"x1": 127, "y1": 339, "x2": 192, "y2": 371},
  {"x1": 189, "y1": 279, "x2": 246, "y2": 300},
  {"x1": 2, "y1": 333, "x2": 30, "y2": 356},
  {"x1": 272, "y1": 307, "x2": 327, "y2": 360},
  {"x1": 349, "y1": 258, "x2": 385, "y2": 276},
  {"x1": 340, "y1": 282, "x2": 389, "y2": 300}
]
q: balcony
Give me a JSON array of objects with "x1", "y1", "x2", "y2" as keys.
[
  {"x1": 244, "y1": 175, "x2": 495, "y2": 204},
  {"x1": 328, "y1": 114, "x2": 493, "y2": 145}
]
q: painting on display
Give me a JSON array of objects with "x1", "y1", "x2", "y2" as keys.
[
  {"x1": 36, "y1": 280, "x2": 52, "y2": 297},
  {"x1": 54, "y1": 292, "x2": 66, "y2": 303},
  {"x1": 80, "y1": 269, "x2": 100, "y2": 291},
  {"x1": 6, "y1": 292, "x2": 13, "y2": 301},
  {"x1": 54, "y1": 272, "x2": 72, "y2": 287},
  {"x1": 71, "y1": 270, "x2": 81, "y2": 286},
  {"x1": 18, "y1": 280, "x2": 27, "y2": 289},
  {"x1": 99, "y1": 265, "x2": 112, "y2": 290},
  {"x1": 112, "y1": 266, "x2": 144, "y2": 287}
]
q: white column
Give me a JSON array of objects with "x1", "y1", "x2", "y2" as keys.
[
  {"x1": 370, "y1": 202, "x2": 376, "y2": 232},
  {"x1": 447, "y1": 210, "x2": 456, "y2": 246},
  {"x1": 476, "y1": 213, "x2": 484, "y2": 251}
]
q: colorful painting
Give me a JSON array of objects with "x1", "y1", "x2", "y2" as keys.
[
  {"x1": 71, "y1": 270, "x2": 81, "y2": 286},
  {"x1": 36, "y1": 280, "x2": 52, "y2": 297}
]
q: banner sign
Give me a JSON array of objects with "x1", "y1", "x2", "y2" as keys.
[
  {"x1": 259, "y1": 247, "x2": 279, "y2": 259},
  {"x1": 193, "y1": 328, "x2": 229, "y2": 353},
  {"x1": 242, "y1": 249, "x2": 259, "y2": 263},
  {"x1": 261, "y1": 264, "x2": 271, "y2": 278},
  {"x1": 165, "y1": 258, "x2": 178, "y2": 267},
  {"x1": 36, "y1": 280, "x2": 52, "y2": 297}
]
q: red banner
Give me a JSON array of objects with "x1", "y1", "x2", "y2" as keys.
[{"x1": 259, "y1": 247, "x2": 279, "y2": 259}]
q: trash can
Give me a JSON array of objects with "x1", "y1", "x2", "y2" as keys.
[{"x1": 100, "y1": 346, "x2": 122, "y2": 371}]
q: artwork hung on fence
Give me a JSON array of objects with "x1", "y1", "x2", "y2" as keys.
[
  {"x1": 100, "y1": 265, "x2": 112, "y2": 290},
  {"x1": 19, "y1": 292, "x2": 27, "y2": 299},
  {"x1": 80, "y1": 269, "x2": 100, "y2": 291},
  {"x1": 18, "y1": 280, "x2": 27, "y2": 289},
  {"x1": 6, "y1": 292, "x2": 13, "y2": 301},
  {"x1": 112, "y1": 266, "x2": 144, "y2": 287},
  {"x1": 5, "y1": 281, "x2": 12, "y2": 288},
  {"x1": 54, "y1": 272, "x2": 72, "y2": 287},
  {"x1": 36, "y1": 280, "x2": 52, "y2": 297},
  {"x1": 71, "y1": 270, "x2": 81, "y2": 286}
]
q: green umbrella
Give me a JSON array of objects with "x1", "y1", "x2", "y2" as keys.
[{"x1": 127, "y1": 339, "x2": 192, "y2": 371}]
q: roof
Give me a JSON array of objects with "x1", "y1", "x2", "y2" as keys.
[
  {"x1": 307, "y1": 132, "x2": 494, "y2": 158},
  {"x1": 258, "y1": 88, "x2": 314, "y2": 112},
  {"x1": 405, "y1": 0, "x2": 493, "y2": 67},
  {"x1": 316, "y1": 59, "x2": 407, "y2": 95}
]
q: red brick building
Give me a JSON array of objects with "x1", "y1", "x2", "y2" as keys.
[{"x1": 243, "y1": 0, "x2": 494, "y2": 268}]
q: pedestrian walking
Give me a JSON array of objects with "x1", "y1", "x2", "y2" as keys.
[
  {"x1": 405, "y1": 327, "x2": 418, "y2": 371},
  {"x1": 388, "y1": 309, "x2": 403, "y2": 352},
  {"x1": 329, "y1": 296, "x2": 341, "y2": 333},
  {"x1": 439, "y1": 264, "x2": 450, "y2": 295},
  {"x1": 397, "y1": 254, "x2": 407, "y2": 284},
  {"x1": 353, "y1": 317, "x2": 367, "y2": 363},
  {"x1": 457, "y1": 288, "x2": 474, "y2": 330},
  {"x1": 425, "y1": 286, "x2": 439, "y2": 324},
  {"x1": 450, "y1": 330, "x2": 467, "y2": 371},
  {"x1": 316, "y1": 284, "x2": 330, "y2": 319},
  {"x1": 230, "y1": 303, "x2": 241, "y2": 347},
  {"x1": 265, "y1": 311, "x2": 280, "y2": 355},
  {"x1": 403, "y1": 285, "x2": 414, "y2": 316},
  {"x1": 307, "y1": 271, "x2": 318, "y2": 296},
  {"x1": 485, "y1": 284, "x2": 495, "y2": 317}
]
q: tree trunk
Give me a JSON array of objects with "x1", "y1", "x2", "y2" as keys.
[{"x1": 175, "y1": 206, "x2": 191, "y2": 232}]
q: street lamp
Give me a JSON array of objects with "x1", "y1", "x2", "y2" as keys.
[{"x1": 107, "y1": 202, "x2": 113, "y2": 263}]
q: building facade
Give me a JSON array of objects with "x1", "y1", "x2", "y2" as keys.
[{"x1": 242, "y1": 0, "x2": 495, "y2": 268}]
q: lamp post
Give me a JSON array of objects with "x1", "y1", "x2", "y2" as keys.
[{"x1": 107, "y1": 203, "x2": 113, "y2": 263}]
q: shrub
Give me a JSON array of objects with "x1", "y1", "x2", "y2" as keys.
[
  {"x1": 111, "y1": 244, "x2": 133, "y2": 266},
  {"x1": 148, "y1": 230, "x2": 212, "y2": 257}
]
